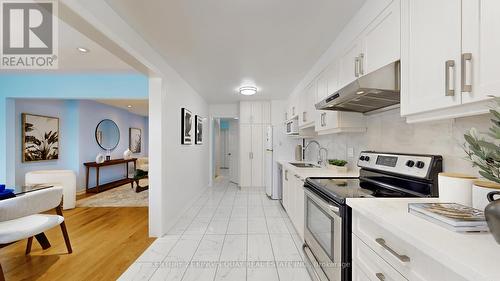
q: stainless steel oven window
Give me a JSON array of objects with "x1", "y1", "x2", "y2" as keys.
[{"x1": 306, "y1": 197, "x2": 335, "y2": 260}]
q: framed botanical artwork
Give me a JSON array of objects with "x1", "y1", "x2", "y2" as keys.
[
  {"x1": 195, "y1": 115, "x2": 203, "y2": 145},
  {"x1": 129, "y1": 127, "x2": 142, "y2": 153},
  {"x1": 181, "y1": 108, "x2": 193, "y2": 145},
  {"x1": 22, "y1": 113, "x2": 59, "y2": 162}
]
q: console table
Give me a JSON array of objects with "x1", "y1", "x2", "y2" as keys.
[{"x1": 84, "y1": 158, "x2": 137, "y2": 193}]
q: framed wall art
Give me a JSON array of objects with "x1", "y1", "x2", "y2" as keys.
[
  {"x1": 129, "y1": 127, "x2": 142, "y2": 153},
  {"x1": 22, "y1": 113, "x2": 59, "y2": 162},
  {"x1": 181, "y1": 108, "x2": 193, "y2": 145},
  {"x1": 195, "y1": 115, "x2": 203, "y2": 145}
]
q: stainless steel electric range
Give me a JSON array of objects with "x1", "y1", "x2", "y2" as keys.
[{"x1": 302, "y1": 151, "x2": 443, "y2": 281}]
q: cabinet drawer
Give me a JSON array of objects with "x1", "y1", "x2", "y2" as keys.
[
  {"x1": 352, "y1": 234, "x2": 407, "y2": 281},
  {"x1": 352, "y1": 211, "x2": 467, "y2": 281}
]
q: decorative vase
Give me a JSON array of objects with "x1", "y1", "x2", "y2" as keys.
[
  {"x1": 123, "y1": 149, "x2": 132, "y2": 160},
  {"x1": 485, "y1": 191, "x2": 500, "y2": 244},
  {"x1": 96, "y1": 154, "x2": 105, "y2": 164},
  {"x1": 329, "y1": 165, "x2": 348, "y2": 173}
]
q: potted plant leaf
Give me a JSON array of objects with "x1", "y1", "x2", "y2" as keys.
[
  {"x1": 328, "y1": 159, "x2": 348, "y2": 173},
  {"x1": 463, "y1": 97, "x2": 500, "y2": 244}
]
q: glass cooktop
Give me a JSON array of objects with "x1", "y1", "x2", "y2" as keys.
[{"x1": 305, "y1": 177, "x2": 418, "y2": 204}]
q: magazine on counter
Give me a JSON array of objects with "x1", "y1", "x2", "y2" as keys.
[{"x1": 408, "y1": 203, "x2": 489, "y2": 232}]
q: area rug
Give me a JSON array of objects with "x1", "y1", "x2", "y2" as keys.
[{"x1": 77, "y1": 182, "x2": 148, "y2": 207}]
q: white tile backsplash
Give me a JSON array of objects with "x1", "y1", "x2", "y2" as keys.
[{"x1": 303, "y1": 109, "x2": 492, "y2": 177}]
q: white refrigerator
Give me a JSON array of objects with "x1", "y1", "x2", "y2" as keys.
[{"x1": 264, "y1": 126, "x2": 274, "y2": 198}]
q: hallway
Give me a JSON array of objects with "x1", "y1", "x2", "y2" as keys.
[{"x1": 119, "y1": 177, "x2": 312, "y2": 281}]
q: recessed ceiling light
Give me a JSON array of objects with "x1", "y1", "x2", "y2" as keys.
[
  {"x1": 77, "y1": 47, "x2": 89, "y2": 53},
  {"x1": 239, "y1": 86, "x2": 257, "y2": 96},
  {"x1": 127, "y1": 105, "x2": 132, "y2": 108},
  {"x1": 356, "y1": 90, "x2": 365, "y2": 95}
]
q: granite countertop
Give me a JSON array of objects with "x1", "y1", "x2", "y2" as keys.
[{"x1": 347, "y1": 198, "x2": 500, "y2": 281}]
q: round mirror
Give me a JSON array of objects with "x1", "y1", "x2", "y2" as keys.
[{"x1": 95, "y1": 119, "x2": 120, "y2": 150}]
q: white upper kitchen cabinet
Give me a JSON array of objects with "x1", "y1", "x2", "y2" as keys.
[
  {"x1": 299, "y1": 81, "x2": 317, "y2": 128},
  {"x1": 240, "y1": 101, "x2": 270, "y2": 124},
  {"x1": 401, "y1": 0, "x2": 462, "y2": 116},
  {"x1": 339, "y1": 39, "x2": 363, "y2": 88},
  {"x1": 315, "y1": 62, "x2": 366, "y2": 135},
  {"x1": 401, "y1": 0, "x2": 497, "y2": 122},
  {"x1": 362, "y1": 0, "x2": 401, "y2": 74},
  {"x1": 462, "y1": 0, "x2": 500, "y2": 104}
]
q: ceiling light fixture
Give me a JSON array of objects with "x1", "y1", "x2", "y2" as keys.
[
  {"x1": 77, "y1": 47, "x2": 89, "y2": 53},
  {"x1": 239, "y1": 86, "x2": 257, "y2": 96},
  {"x1": 127, "y1": 105, "x2": 132, "y2": 108}
]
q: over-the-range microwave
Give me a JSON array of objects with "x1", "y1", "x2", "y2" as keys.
[{"x1": 285, "y1": 118, "x2": 299, "y2": 135}]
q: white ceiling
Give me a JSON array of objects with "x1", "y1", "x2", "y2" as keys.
[
  {"x1": 95, "y1": 99, "x2": 149, "y2": 117},
  {"x1": 104, "y1": 0, "x2": 366, "y2": 103},
  {"x1": 1, "y1": 18, "x2": 134, "y2": 73}
]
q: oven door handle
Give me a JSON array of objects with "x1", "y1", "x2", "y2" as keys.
[{"x1": 305, "y1": 189, "x2": 340, "y2": 216}]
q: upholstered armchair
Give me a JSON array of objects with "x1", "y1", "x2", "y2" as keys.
[{"x1": 0, "y1": 186, "x2": 72, "y2": 281}]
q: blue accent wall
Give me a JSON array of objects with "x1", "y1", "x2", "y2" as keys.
[{"x1": 0, "y1": 73, "x2": 148, "y2": 186}]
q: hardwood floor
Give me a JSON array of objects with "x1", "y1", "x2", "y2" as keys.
[{"x1": 0, "y1": 207, "x2": 154, "y2": 281}]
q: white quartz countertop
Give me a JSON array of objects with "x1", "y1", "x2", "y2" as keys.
[
  {"x1": 347, "y1": 198, "x2": 500, "y2": 281},
  {"x1": 277, "y1": 160, "x2": 359, "y2": 180}
]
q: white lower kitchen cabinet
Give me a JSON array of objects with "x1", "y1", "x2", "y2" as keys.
[
  {"x1": 352, "y1": 234, "x2": 407, "y2": 281},
  {"x1": 351, "y1": 208, "x2": 470, "y2": 281},
  {"x1": 281, "y1": 169, "x2": 306, "y2": 240}
]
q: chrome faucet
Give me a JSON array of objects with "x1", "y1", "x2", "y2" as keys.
[
  {"x1": 318, "y1": 147, "x2": 329, "y2": 167},
  {"x1": 303, "y1": 140, "x2": 328, "y2": 166}
]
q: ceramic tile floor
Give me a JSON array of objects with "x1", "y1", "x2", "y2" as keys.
[{"x1": 118, "y1": 177, "x2": 313, "y2": 281}]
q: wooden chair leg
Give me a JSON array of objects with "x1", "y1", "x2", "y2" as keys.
[
  {"x1": 0, "y1": 261, "x2": 5, "y2": 281},
  {"x1": 25, "y1": 237, "x2": 33, "y2": 255},
  {"x1": 55, "y1": 205, "x2": 72, "y2": 254}
]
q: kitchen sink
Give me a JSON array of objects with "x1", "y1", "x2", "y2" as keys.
[{"x1": 289, "y1": 162, "x2": 320, "y2": 168}]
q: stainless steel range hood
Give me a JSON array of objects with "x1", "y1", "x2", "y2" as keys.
[{"x1": 315, "y1": 61, "x2": 400, "y2": 113}]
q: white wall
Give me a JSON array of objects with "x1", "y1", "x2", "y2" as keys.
[{"x1": 61, "y1": 0, "x2": 209, "y2": 237}]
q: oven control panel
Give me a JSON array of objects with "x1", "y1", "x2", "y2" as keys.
[{"x1": 357, "y1": 152, "x2": 436, "y2": 179}]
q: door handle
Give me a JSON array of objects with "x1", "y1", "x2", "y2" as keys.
[
  {"x1": 445, "y1": 60, "x2": 455, "y2": 96},
  {"x1": 461, "y1": 53, "x2": 472, "y2": 92},
  {"x1": 375, "y1": 238, "x2": 410, "y2": 263},
  {"x1": 358, "y1": 53, "x2": 364, "y2": 76},
  {"x1": 375, "y1": 273, "x2": 385, "y2": 281}
]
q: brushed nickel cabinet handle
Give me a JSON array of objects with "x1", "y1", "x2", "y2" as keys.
[
  {"x1": 359, "y1": 53, "x2": 364, "y2": 76},
  {"x1": 376, "y1": 273, "x2": 385, "y2": 281},
  {"x1": 375, "y1": 238, "x2": 410, "y2": 263},
  {"x1": 461, "y1": 53, "x2": 472, "y2": 92},
  {"x1": 445, "y1": 60, "x2": 455, "y2": 96},
  {"x1": 354, "y1": 56, "x2": 360, "y2": 77},
  {"x1": 285, "y1": 170, "x2": 288, "y2": 181},
  {"x1": 303, "y1": 111, "x2": 307, "y2": 122}
]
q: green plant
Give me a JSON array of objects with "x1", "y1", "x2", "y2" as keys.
[
  {"x1": 464, "y1": 97, "x2": 500, "y2": 183},
  {"x1": 328, "y1": 159, "x2": 348, "y2": 167}
]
